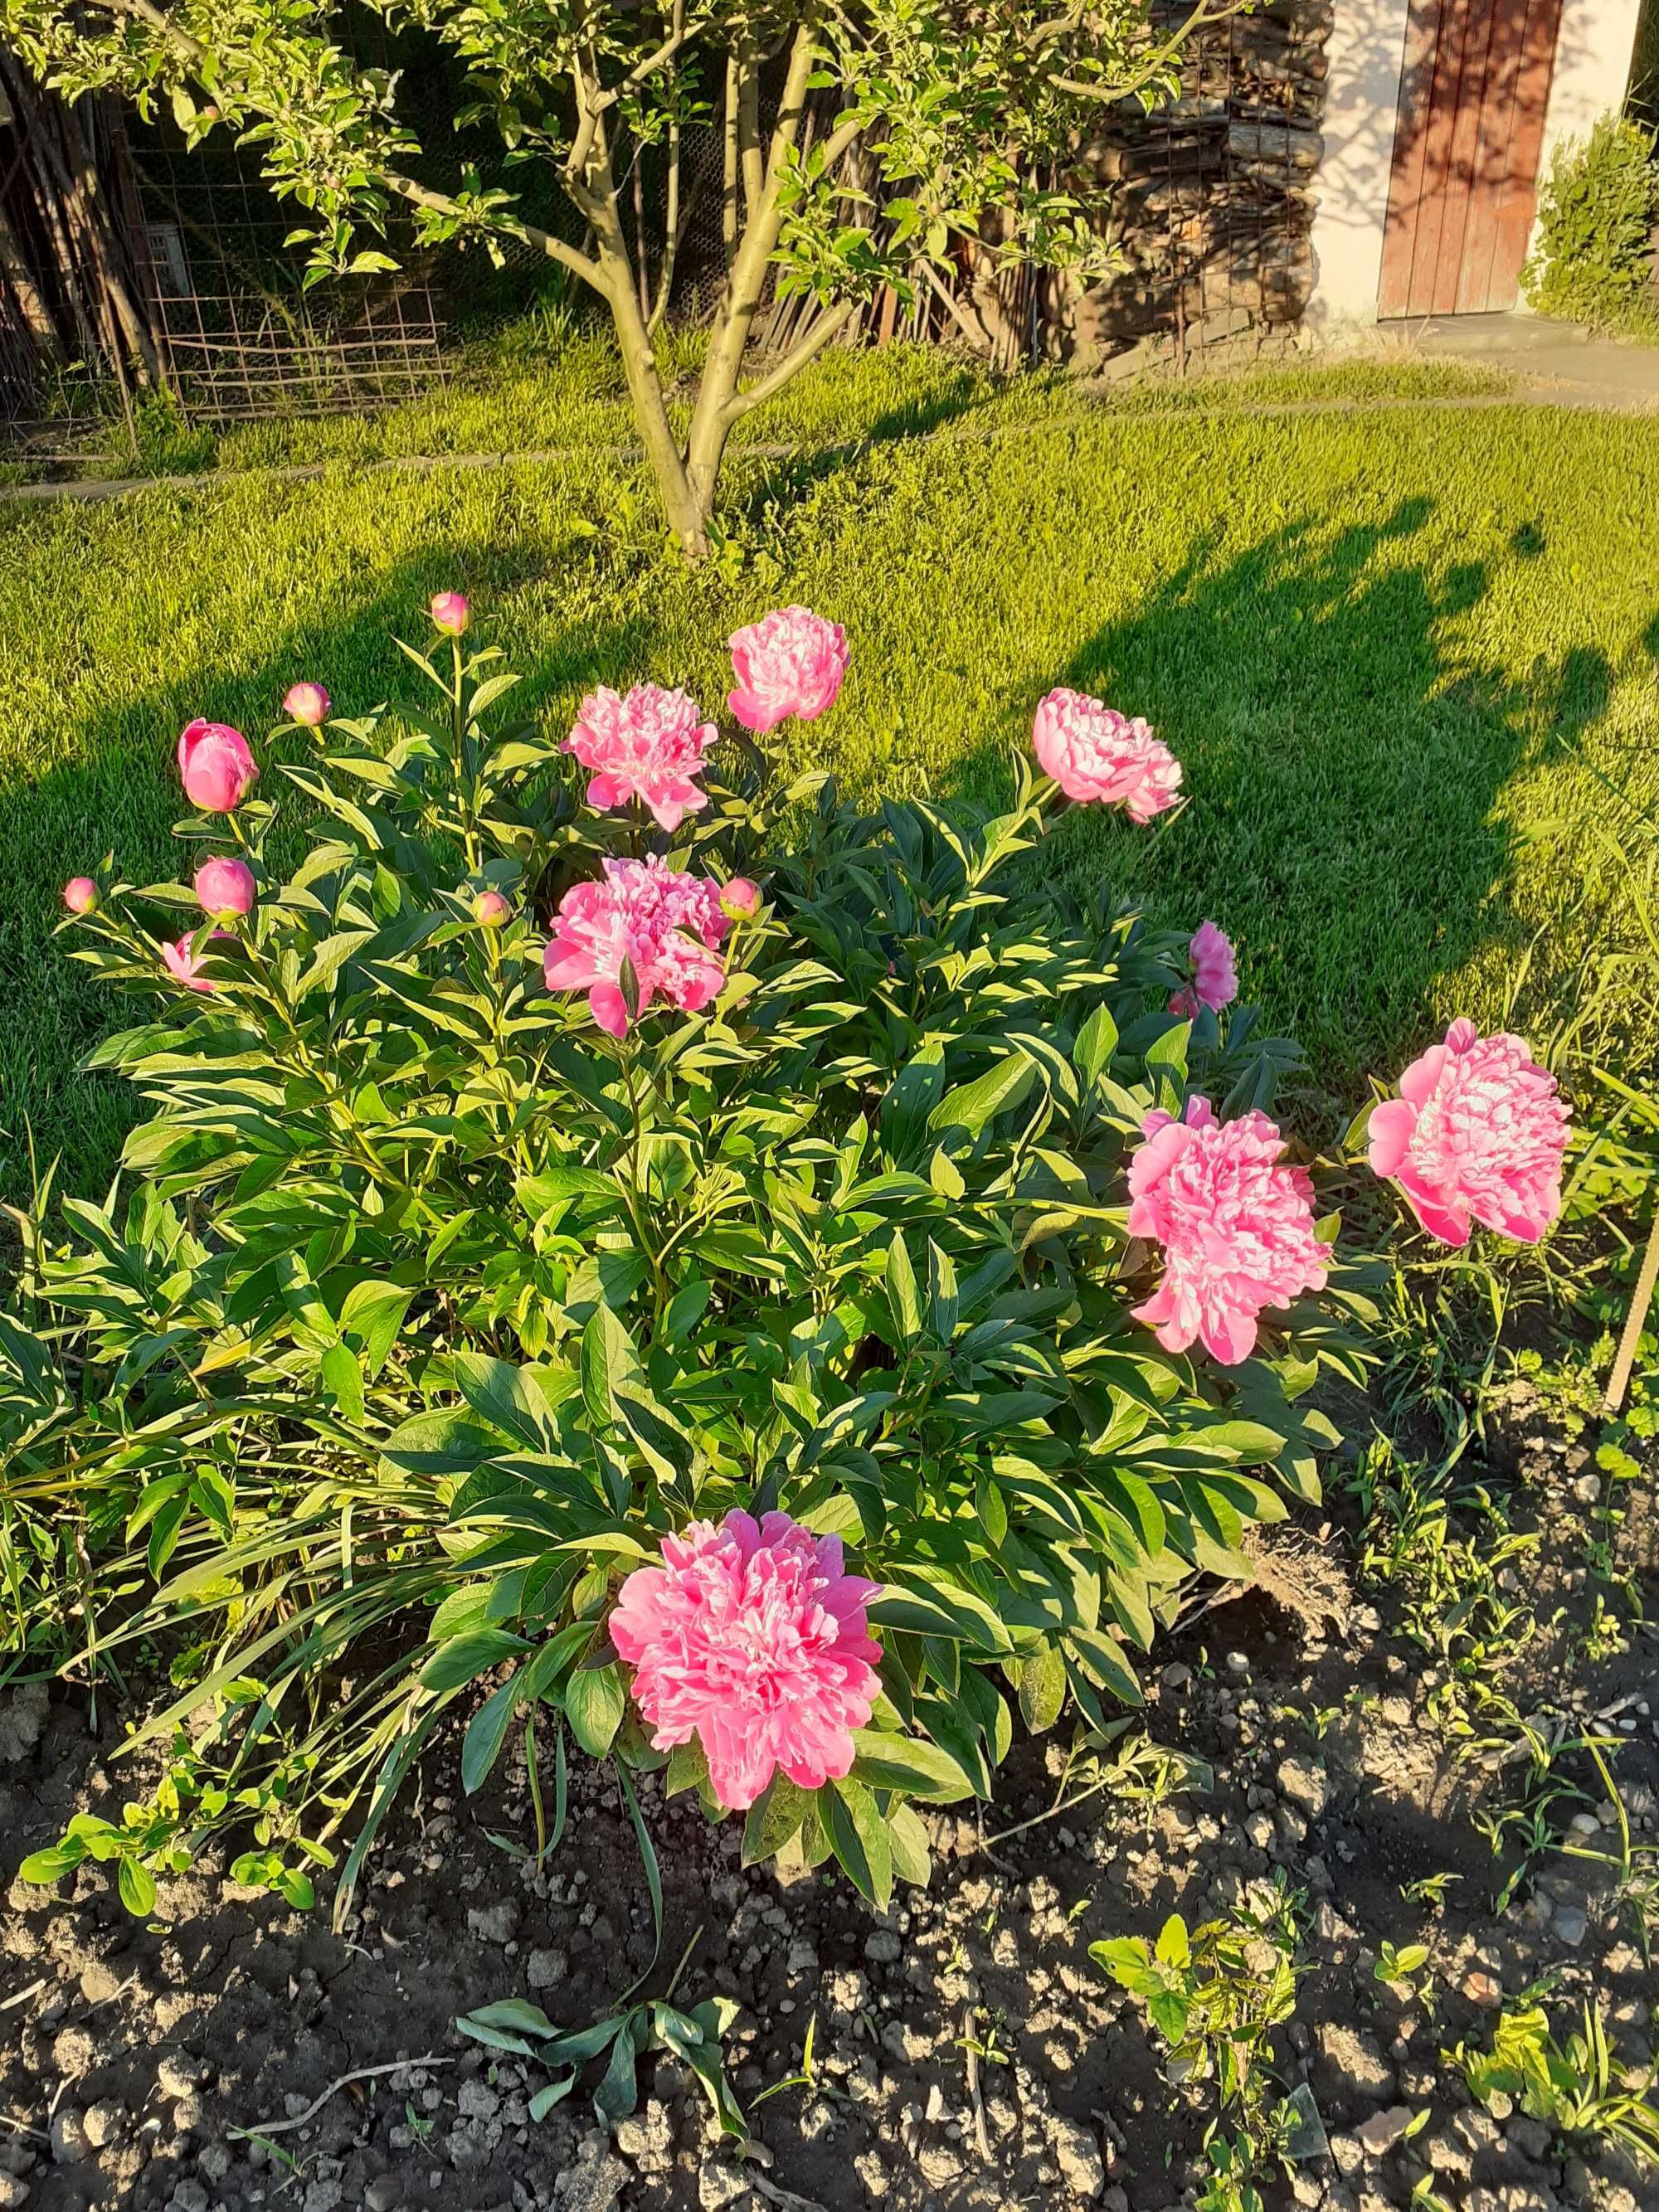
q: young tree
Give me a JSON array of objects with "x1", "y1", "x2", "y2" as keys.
[{"x1": 3, "y1": 0, "x2": 1227, "y2": 552}]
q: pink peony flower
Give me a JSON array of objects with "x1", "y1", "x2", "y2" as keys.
[
  {"x1": 720, "y1": 875, "x2": 760, "y2": 918},
  {"x1": 178, "y1": 720, "x2": 257, "y2": 814},
  {"x1": 62, "y1": 878, "x2": 99, "y2": 916},
  {"x1": 1369, "y1": 1018, "x2": 1569, "y2": 1246},
  {"x1": 475, "y1": 889, "x2": 513, "y2": 928},
  {"x1": 159, "y1": 933, "x2": 218, "y2": 994},
  {"x1": 1170, "y1": 920, "x2": 1238, "y2": 1018},
  {"x1": 430, "y1": 591, "x2": 470, "y2": 635},
  {"x1": 543, "y1": 854, "x2": 730, "y2": 1038},
  {"x1": 563, "y1": 684, "x2": 718, "y2": 834},
  {"x1": 727, "y1": 607, "x2": 850, "y2": 734},
  {"x1": 284, "y1": 681, "x2": 330, "y2": 727},
  {"x1": 1127, "y1": 1096, "x2": 1329, "y2": 1365},
  {"x1": 194, "y1": 856, "x2": 255, "y2": 920},
  {"x1": 610, "y1": 1508, "x2": 883, "y2": 1810},
  {"x1": 1031, "y1": 688, "x2": 1182, "y2": 824}
]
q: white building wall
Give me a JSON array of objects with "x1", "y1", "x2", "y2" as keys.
[
  {"x1": 1305, "y1": 0, "x2": 1416, "y2": 327},
  {"x1": 1305, "y1": 0, "x2": 1644, "y2": 328}
]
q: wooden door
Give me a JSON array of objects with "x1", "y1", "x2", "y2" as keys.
[{"x1": 1379, "y1": 0, "x2": 1564, "y2": 318}]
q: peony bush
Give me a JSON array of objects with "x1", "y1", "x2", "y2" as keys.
[{"x1": 7, "y1": 596, "x2": 1569, "y2": 1920}]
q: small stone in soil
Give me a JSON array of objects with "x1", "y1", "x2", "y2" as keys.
[
  {"x1": 1354, "y1": 2106, "x2": 1414, "y2": 2157},
  {"x1": 1276, "y1": 1754, "x2": 1330, "y2": 1820},
  {"x1": 466, "y1": 1899, "x2": 521, "y2": 1946},
  {"x1": 1552, "y1": 1904, "x2": 1588, "y2": 1946}
]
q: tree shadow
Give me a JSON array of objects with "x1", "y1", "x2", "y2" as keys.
[
  {"x1": 727, "y1": 374, "x2": 1010, "y2": 528},
  {"x1": 939, "y1": 495, "x2": 1613, "y2": 1099}
]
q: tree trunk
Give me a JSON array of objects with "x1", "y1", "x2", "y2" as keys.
[{"x1": 599, "y1": 248, "x2": 711, "y2": 559}]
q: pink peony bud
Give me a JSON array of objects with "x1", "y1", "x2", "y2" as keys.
[
  {"x1": 1170, "y1": 919, "x2": 1238, "y2": 1018},
  {"x1": 63, "y1": 877, "x2": 99, "y2": 916},
  {"x1": 284, "y1": 681, "x2": 330, "y2": 727},
  {"x1": 727, "y1": 607, "x2": 849, "y2": 734},
  {"x1": 720, "y1": 876, "x2": 760, "y2": 918},
  {"x1": 178, "y1": 719, "x2": 257, "y2": 814},
  {"x1": 194, "y1": 855, "x2": 255, "y2": 920},
  {"x1": 159, "y1": 933, "x2": 217, "y2": 994},
  {"x1": 475, "y1": 889, "x2": 512, "y2": 928},
  {"x1": 430, "y1": 591, "x2": 470, "y2": 636}
]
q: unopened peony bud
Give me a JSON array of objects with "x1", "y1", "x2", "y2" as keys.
[
  {"x1": 430, "y1": 591, "x2": 470, "y2": 636},
  {"x1": 720, "y1": 876, "x2": 760, "y2": 918},
  {"x1": 284, "y1": 681, "x2": 330, "y2": 727},
  {"x1": 194, "y1": 855, "x2": 256, "y2": 920},
  {"x1": 475, "y1": 890, "x2": 512, "y2": 928},
  {"x1": 178, "y1": 719, "x2": 257, "y2": 814},
  {"x1": 63, "y1": 877, "x2": 99, "y2": 915}
]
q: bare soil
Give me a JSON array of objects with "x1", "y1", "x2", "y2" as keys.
[{"x1": 3, "y1": 1393, "x2": 1656, "y2": 2212}]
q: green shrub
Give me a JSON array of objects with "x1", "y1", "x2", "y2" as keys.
[
  {"x1": 6, "y1": 608, "x2": 1376, "y2": 1919},
  {"x1": 1523, "y1": 112, "x2": 1659, "y2": 333}
]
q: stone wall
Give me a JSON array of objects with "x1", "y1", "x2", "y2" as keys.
[{"x1": 1064, "y1": 0, "x2": 1335, "y2": 368}]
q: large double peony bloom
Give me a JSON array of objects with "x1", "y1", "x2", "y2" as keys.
[
  {"x1": 564, "y1": 684, "x2": 719, "y2": 834},
  {"x1": 1369, "y1": 1018, "x2": 1569, "y2": 1246},
  {"x1": 1128, "y1": 1096, "x2": 1330, "y2": 1364},
  {"x1": 1031, "y1": 688, "x2": 1182, "y2": 824},
  {"x1": 610, "y1": 1509, "x2": 883, "y2": 1811},
  {"x1": 727, "y1": 607, "x2": 849, "y2": 734},
  {"x1": 542, "y1": 854, "x2": 730, "y2": 1038}
]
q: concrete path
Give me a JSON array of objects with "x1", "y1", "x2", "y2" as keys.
[{"x1": 1387, "y1": 311, "x2": 1659, "y2": 411}]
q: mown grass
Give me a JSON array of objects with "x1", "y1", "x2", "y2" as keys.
[
  {"x1": 1, "y1": 343, "x2": 1655, "y2": 1199},
  {"x1": 89, "y1": 333, "x2": 1513, "y2": 481}
]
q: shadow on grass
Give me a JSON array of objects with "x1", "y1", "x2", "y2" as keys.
[
  {"x1": 730, "y1": 375, "x2": 1008, "y2": 525},
  {"x1": 943, "y1": 497, "x2": 1616, "y2": 1100},
  {"x1": 0, "y1": 483, "x2": 1631, "y2": 1205}
]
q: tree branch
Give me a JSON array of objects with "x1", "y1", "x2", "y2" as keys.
[
  {"x1": 109, "y1": 0, "x2": 205, "y2": 64},
  {"x1": 590, "y1": 1, "x2": 700, "y2": 115},
  {"x1": 1048, "y1": 0, "x2": 1239, "y2": 105},
  {"x1": 110, "y1": 0, "x2": 605, "y2": 288},
  {"x1": 737, "y1": 36, "x2": 764, "y2": 221},
  {"x1": 722, "y1": 297, "x2": 856, "y2": 422},
  {"x1": 385, "y1": 176, "x2": 602, "y2": 289}
]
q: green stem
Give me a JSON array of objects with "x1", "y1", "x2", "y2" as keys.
[
  {"x1": 451, "y1": 637, "x2": 480, "y2": 876},
  {"x1": 526, "y1": 1708, "x2": 547, "y2": 1859},
  {"x1": 618, "y1": 1048, "x2": 672, "y2": 1321}
]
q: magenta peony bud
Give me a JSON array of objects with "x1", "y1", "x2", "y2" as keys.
[
  {"x1": 194, "y1": 855, "x2": 255, "y2": 920},
  {"x1": 284, "y1": 681, "x2": 330, "y2": 727},
  {"x1": 178, "y1": 719, "x2": 257, "y2": 814},
  {"x1": 475, "y1": 890, "x2": 512, "y2": 928},
  {"x1": 430, "y1": 591, "x2": 470, "y2": 636},
  {"x1": 720, "y1": 876, "x2": 760, "y2": 918},
  {"x1": 63, "y1": 877, "x2": 100, "y2": 916}
]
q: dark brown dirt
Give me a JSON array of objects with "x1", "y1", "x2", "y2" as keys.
[{"x1": 2, "y1": 1395, "x2": 1656, "y2": 2212}]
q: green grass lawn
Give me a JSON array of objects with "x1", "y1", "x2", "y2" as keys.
[{"x1": 2, "y1": 346, "x2": 1656, "y2": 1200}]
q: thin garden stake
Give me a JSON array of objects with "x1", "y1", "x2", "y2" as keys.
[{"x1": 1604, "y1": 1213, "x2": 1659, "y2": 1414}]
